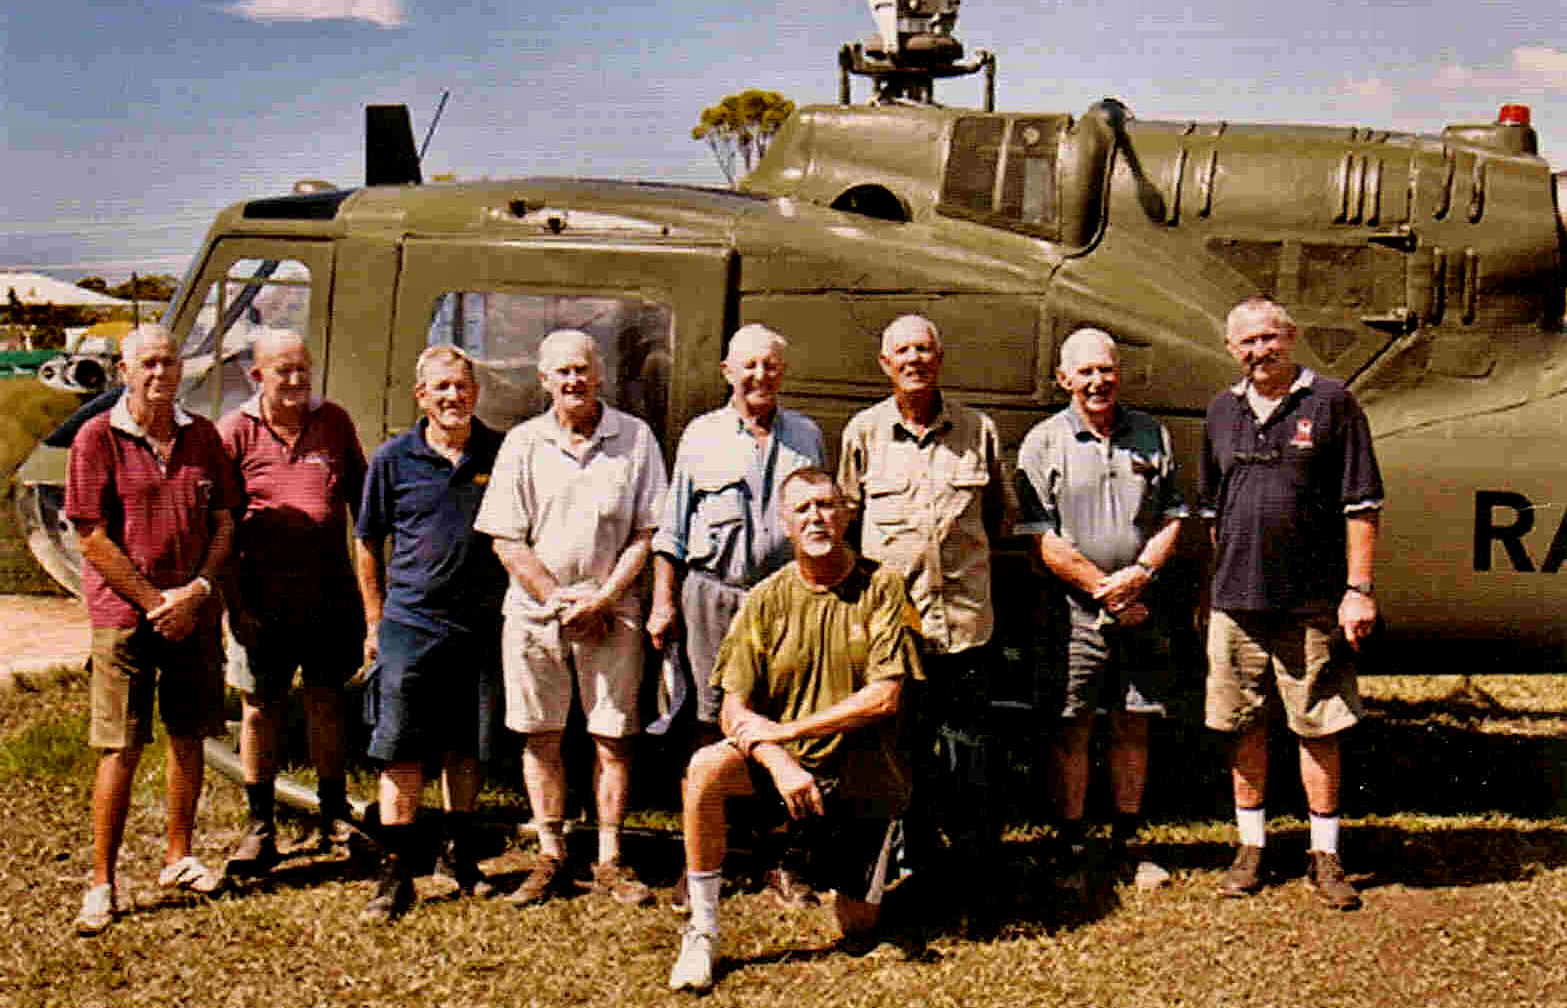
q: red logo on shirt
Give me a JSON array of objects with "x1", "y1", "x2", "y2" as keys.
[{"x1": 1290, "y1": 418, "x2": 1314, "y2": 448}]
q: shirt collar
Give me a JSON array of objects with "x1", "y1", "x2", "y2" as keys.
[
  {"x1": 1062, "y1": 402, "x2": 1127, "y2": 440},
  {"x1": 886, "y1": 392, "x2": 952, "y2": 440},
  {"x1": 541, "y1": 401, "x2": 620, "y2": 448},
  {"x1": 1229, "y1": 366, "x2": 1316, "y2": 398},
  {"x1": 109, "y1": 392, "x2": 193, "y2": 438},
  {"x1": 239, "y1": 392, "x2": 324, "y2": 420}
]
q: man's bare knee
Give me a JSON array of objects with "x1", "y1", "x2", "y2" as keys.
[{"x1": 684, "y1": 741, "x2": 749, "y2": 800}]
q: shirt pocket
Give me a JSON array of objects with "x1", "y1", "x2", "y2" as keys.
[{"x1": 863, "y1": 474, "x2": 913, "y2": 545}]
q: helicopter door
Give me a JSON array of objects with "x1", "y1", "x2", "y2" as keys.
[
  {"x1": 387, "y1": 238, "x2": 733, "y2": 448},
  {"x1": 165, "y1": 238, "x2": 336, "y2": 420}
]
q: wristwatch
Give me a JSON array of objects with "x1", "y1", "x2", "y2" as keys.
[{"x1": 1345, "y1": 581, "x2": 1373, "y2": 597}]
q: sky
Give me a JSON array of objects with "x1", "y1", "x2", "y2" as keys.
[{"x1": 4, "y1": 0, "x2": 1566, "y2": 284}]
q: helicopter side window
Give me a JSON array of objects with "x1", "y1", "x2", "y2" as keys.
[
  {"x1": 425, "y1": 292, "x2": 671, "y2": 440},
  {"x1": 179, "y1": 258, "x2": 312, "y2": 419}
]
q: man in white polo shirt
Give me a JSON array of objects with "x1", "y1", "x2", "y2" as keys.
[{"x1": 476, "y1": 329, "x2": 668, "y2": 907}]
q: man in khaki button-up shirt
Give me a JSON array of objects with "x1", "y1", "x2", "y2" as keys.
[{"x1": 838, "y1": 313, "x2": 1004, "y2": 935}]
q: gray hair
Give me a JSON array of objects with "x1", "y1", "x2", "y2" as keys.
[
  {"x1": 415, "y1": 344, "x2": 477, "y2": 386},
  {"x1": 1226, "y1": 297, "x2": 1296, "y2": 342},
  {"x1": 726, "y1": 323, "x2": 789, "y2": 363},
  {"x1": 536, "y1": 329, "x2": 601, "y2": 374},
  {"x1": 1057, "y1": 327, "x2": 1119, "y2": 373},
  {"x1": 880, "y1": 314, "x2": 942, "y2": 355}
]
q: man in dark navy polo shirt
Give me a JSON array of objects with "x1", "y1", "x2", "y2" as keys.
[
  {"x1": 354, "y1": 345, "x2": 508, "y2": 923},
  {"x1": 1199, "y1": 297, "x2": 1382, "y2": 911}
]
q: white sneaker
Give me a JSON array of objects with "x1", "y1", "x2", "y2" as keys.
[
  {"x1": 1133, "y1": 859, "x2": 1172, "y2": 890},
  {"x1": 75, "y1": 884, "x2": 117, "y2": 936},
  {"x1": 669, "y1": 926, "x2": 717, "y2": 992}
]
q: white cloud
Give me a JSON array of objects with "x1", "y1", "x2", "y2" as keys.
[
  {"x1": 1513, "y1": 46, "x2": 1567, "y2": 85},
  {"x1": 224, "y1": 0, "x2": 406, "y2": 29},
  {"x1": 1431, "y1": 63, "x2": 1476, "y2": 90},
  {"x1": 1340, "y1": 75, "x2": 1393, "y2": 100}
]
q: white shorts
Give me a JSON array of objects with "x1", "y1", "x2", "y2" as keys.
[{"x1": 501, "y1": 609, "x2": 644, "y2": 738}]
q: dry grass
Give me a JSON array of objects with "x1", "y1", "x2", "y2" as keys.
[{"x1": 2, "y1": 677, "x2": 1564, "y2": 1008}]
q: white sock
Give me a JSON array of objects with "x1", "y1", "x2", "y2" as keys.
[
  {"x1": 1236, "y1": 806, "x2": 1267, "y2": 848},
  {"x1": 536, "y1": 818, "x2": 565, "y2": 859},
  {"x1": 597, "y1": 824, "x2": 622, "y2": 865},
  {"x1": 1309, "y1": 813, "x2": 1340, "y2": 854},
  {"x1": 688, "y1": 869, "x2": 722, "y2": 935}
]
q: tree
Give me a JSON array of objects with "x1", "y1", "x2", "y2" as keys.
[
  {"x1": 108, "y1": 274, "x2": 177, "y2": 303},
  {"x1": 77, "y1": 277, "x2": 108, "y2": 294},
  {"x1": 691, "y1": 89, "x2": 796, "y2": 188}
]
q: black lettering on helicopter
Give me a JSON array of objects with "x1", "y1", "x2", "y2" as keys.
[{"x1": 1474, "y1": 490, "x2": 1567, "y2": 572}]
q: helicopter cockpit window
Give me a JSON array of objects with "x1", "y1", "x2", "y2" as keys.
[
  {"x1": 939, "y1": 116, "x2": 1064, "y2": 240},
  {"x1": 179, "y1": 258, "x2": 312, "y2": 419},
  {"x1": 425, "y1": 292, "x2": 672, "y2": 439}
]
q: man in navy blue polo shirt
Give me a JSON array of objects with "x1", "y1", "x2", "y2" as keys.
[
  {"x1": 1199, "y1": 297, "x2": 1382, "y2": 911},
  {"x1": 354, "y1": 345, "x2": 508, "y2": 923}
]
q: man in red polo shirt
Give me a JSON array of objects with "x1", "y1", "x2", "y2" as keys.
[
  {"x1": 66, "y1": 323, "x2": 240, "y2": 935},
  {"x1": 218, "y1": 329, "x2": 367, "y2": 876}
]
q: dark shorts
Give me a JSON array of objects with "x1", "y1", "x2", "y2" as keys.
[
  {"x1": 228, "y1": 606, "x2": 365, "y2": 701},
  {"x1": 365, "y1": 618, "x2": 500, "y2": 763},
  {"x1": 741, "y1": 760, "x2": 897, "y2": 902},
  {"x1": 90, "y1": 621, "x2": 226, "y2": 750},
  {"x1": 1058, "y1": 596, "x2": 1173, "y2": 719}
]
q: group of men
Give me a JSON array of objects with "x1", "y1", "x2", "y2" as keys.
[{"x1": 66, "y1": 296, "x2": 1383, "y2": 998}]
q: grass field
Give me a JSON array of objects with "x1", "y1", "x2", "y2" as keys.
[
  {"x1": 0, "y1": 376, "x2": 81, "y2": 595},
  {"x1": 2, "y1": 674, "x2": 1563, "y2": 1008}
]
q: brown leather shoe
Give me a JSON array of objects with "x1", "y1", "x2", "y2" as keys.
[
  {"x1": 588, "y1": 860, "x2": 653, "y2": 906},
  {"x1": 1218, "y1": 844, "x2": 1265, "y2": 897},
  {"x1": 506, "y1": 854, "x2": 566, "y2": 906},
  {"x1": 1305, "y1": 850, "x2": 1361, "y2": 910}
]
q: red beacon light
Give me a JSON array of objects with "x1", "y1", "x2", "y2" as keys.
[{"x1": 1497, "y1": 103, "x2": 1531, "y2": 126}]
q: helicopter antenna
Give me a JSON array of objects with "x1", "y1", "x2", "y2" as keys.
[
  {"x1": 420, "y1": 90, "x2": 450, "y2": 162},
  {"x1": 840, "y1": 0, "x2": 995, "y2": 109}
]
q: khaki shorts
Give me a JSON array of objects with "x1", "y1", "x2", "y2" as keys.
[
  {"x1": 502, "y1": 609, "x2": 644, "y2": 738},
  {"x1": 90, "y1": 621, "x2": 226, "y2": 750},
  {"x1": 1205, "y1": 609, "x2": 1362, "y2": 738}
]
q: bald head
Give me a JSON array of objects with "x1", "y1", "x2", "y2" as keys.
[
  {"x1": 120, "y1": 323, "x2": 177, "y2": 366},
  {"x1": 252, "y1": 328, "x2": 310, "y2": 368}
]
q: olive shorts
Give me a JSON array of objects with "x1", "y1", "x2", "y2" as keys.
[
  {"x1": 1205, "y1": 608, "x2": 1362, "y2": 738},
  {"x1": 90, "y1": 621, "x2": 226, "y2": 750}
]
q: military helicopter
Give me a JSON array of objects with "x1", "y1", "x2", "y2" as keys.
[{"x1": 14, "y1": 0, "x2": 1567, "y2": 677}]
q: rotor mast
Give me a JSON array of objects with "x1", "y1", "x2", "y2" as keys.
[{"x1": 839, "y1": 0, "x2": 995, "y2": 109}]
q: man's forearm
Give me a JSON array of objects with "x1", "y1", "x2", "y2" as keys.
[
  {"x1": 1137, "y1": 515, "x2": 1183, "y2": 572},
  {"x1": 1346, "y1": 511, "x2": 1379, "y2": 585},
  {"x1": 1035, "y1": 532, "x2": 1106, "y2": 595},
  {"x1": 598, "y1": 530, "x2": 653, "y2": 607},
  {"x1": 196, "y1": 509, "x2": 234, "y2": 586},
  {"x1": 77, "y1": 522, "x2": 164, "y2": 613},
  {"x1": 770, "y1": 678, "x2": 902, "y2": 743},
  {"x1": 353, "y1": 537, "x2": 386, "y2": 625},
  {"x1": 491, "y1": 536, "x2": 560, "y2": 605}
]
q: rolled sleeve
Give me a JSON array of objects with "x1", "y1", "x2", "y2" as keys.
[{"x1": 473, "y1": 428, "x2": 532, "y2": 541}]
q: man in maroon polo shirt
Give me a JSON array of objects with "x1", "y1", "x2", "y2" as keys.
[
  {"x1": 66, "y1": 323, "x2": 240, "y2": 935},
  {"x1": 218, "y1": 329, "x2": 367, "y2": 876}
]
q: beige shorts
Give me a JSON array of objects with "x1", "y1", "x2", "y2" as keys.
[
  {"x1": 1205, "y1": 609, "x2": 1362, "y2": 738},
  {"x1": 90, "y1": 621, "x2": 226, "y2": 750},
  {"x1": 501, "y1": 609, "x2": 644, "y2": 738}
]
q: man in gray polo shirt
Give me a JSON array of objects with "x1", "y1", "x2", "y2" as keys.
[{"x1": 1015, "y1": 328, "x2": 1187, "y2": 890}]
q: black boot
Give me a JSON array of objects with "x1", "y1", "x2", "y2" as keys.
[
  {"x1": 435, "y1": 812, "x2": 494, "y2": 898},
  {"x1": 360, "y1": 853, "x2": 414, "y2": 923}
]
